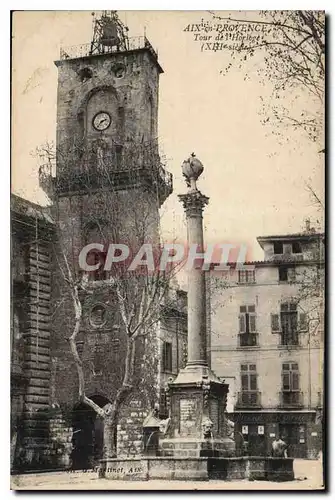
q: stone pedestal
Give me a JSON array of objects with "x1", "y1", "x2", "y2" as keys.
[{"x1": 160, "y1": 366, "x2": 235, "y2": 458}]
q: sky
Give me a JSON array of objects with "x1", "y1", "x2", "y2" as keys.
[{"x1": 11, "y1": 10, "x2": 324, "y2": 262}]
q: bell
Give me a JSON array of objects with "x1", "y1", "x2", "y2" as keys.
[{"x1": 100, "y1": 20, "x2": 119, "y2": 46}]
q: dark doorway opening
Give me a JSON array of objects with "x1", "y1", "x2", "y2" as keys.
[
  {"x1": 245, "y1": 425, "x2": 267, "y2": 456},
  {"x1": 279, "y1": 423, "x2": 306, "y2": 458},
  {"x1": 71, "y1": 395, "x2": 110, "y2": 470}
]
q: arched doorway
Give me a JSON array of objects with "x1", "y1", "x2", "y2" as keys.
[{"x1": 71, "y1": 395, "x2": 110, "y2": 470}]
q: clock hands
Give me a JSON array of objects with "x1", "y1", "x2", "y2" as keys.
[{"x1": 98, "y1": 118, "x2": 108, "y2": 127}]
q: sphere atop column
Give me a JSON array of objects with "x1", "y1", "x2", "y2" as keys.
[{"x1": 182, "y1": 153, "x2": 204, "y2": 189}]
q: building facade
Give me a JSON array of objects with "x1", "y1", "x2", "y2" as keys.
[
  {"x1": 11, "y1": 195, "x2": 55, "y2": 471},
  {"x1": 209, "y1": 227, "x2": 324, "y2": 459}
]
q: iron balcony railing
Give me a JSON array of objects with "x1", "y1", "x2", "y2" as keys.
[
  {"x1": 280, "y1": 333, "x2": 300, "y2": 347},
  {"x1": 238, "y1": 332, "x2": 259, "y2": 347},
  {"x1": 278, "y1": 391, "x2": 304, "y2": 408},
  {"x1": 39, "y1": 158, "x2": 172, "y2": 200},
  {"x1": 60, "y1": 36, "x2": 158, "y2": 61},
  {"x1": 39, "y1": 148, "x2": 172, "y2": 188},
  {"x1": 235, "y1": 391, "x2": 262, "y2": 408}
]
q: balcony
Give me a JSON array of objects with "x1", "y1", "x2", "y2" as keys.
[
  {"x1": 278, "y1": 391, "x2": 304, "y2": 408},
  {"x1": 238, "y1": 333, "x2": 259, "y2": 348},
  {"x1": 39, "y1": 141, "x2": 173, "y2": 205},
  {"x1": 279, "y1": 334, "x2": 300, "y2": 348},
  {"x1": 235, "y1": 391, "x2": 262, "y2": 409},
  {"x1": 59, "y1": 36, "x2": 158, "y2": 61}
]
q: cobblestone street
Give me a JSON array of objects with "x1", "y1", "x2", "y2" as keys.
[{"x1": 11, "y1": 459, "x2": 324, "y2": 491}]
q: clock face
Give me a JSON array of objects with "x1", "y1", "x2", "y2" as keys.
[{"x1": 92, "y1": 111, "x2": 111, "y2": 131}]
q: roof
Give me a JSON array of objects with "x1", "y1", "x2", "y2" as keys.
[
  {"x1": 208, "y1": 259, "x2": 323, "y2": 271},
  {"x1": 11, "y1": 194, "x2": 55, "y2": 226},
  {"x1": 257, "y1": 232, "x2": 324, "y2": 242}
]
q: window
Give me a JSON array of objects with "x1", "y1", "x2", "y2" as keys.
[
  {"x1": 274, "y1": 242, "x2": 283, "y2": 254},
  {"x1": 112, "y1": 63, "x2": 126, "y2": 79},
  {"x1": 292, "y1": 241, "x2": 302, "y2": 254},
  {"x1": 279, "y1": 267, "x2": 288, "y2": 281},
  {"x1": 279, "y1": 266, "x2": 296, "y2": 283},
  {"x1": 271, "y1": 313, "x2": 281, "y2": 333},
  {"x1": 162, "y1": 342, "x2": 172, "y2": 372},
  {"x1": 238, "y1": 364, "x2": 260, "y2": 406},
  {"x1": 280, "y1": 303, "x2": 298, "y2": 345},
  {"x1": 238, "y1": 270, "x2": 255, "y2": 284},
  {"x1": 271, "y1": 306, "x2": 307, "y2": 338},
  {"x1": 90, "y1": 304, "x2": 107, "y2": 328},
  {"x1": 78, "y1": 67, "x2": 93, "y2": 82},
  {"x1": 281, "y1": 362, "x2": 300, "y2": 405},
  {"x1": 239, "y1": 305, "x2": 257, "y2": 346},
  {"x1": 241, "y1": 364, "x2": 258, "y2": 391},
  {"x1": 86, "y1": 250, "x2": 107, "y2": 281},
  {"x1": 282, "y1": 362, "x2": 299, "y2": 391}
]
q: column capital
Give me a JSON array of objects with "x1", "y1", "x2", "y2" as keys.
[{"x1": 178, "y1": 190, "x2": 209, "y2": 218}]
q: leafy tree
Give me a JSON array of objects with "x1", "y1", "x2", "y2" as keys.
[
  {"x1": 211, "y1": 10, "x2": 325, "y2": 145},
  {"x1": 37, "y1": 138, "x2": 182, "y2": 463}
]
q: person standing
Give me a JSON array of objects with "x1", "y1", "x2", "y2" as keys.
[{"x1": 271, "y1": 435, "x2": 288, "y2": 458}]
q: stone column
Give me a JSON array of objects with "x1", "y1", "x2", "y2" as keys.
[{"x1": 178, "y1": 189, "x2": 208, "y2": 367}]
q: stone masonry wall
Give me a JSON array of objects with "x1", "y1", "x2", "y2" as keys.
[
  {"x1": 117, "y1": 399, "x2": 149, "y2": 457},
  {"x1": 22, "y1": 230, "x2": 53, "y2": 469},
  {"x1": 48, "y1": 413, "x2": 73, "y2": 468}
]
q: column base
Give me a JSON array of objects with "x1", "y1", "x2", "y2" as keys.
[{"x1": 160, "y1": 437, "x2": 236, "y2": 458}]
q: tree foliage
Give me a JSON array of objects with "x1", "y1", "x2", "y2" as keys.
[{"x1": 211, "y1": 10, "x2": 325, "y2": 145}]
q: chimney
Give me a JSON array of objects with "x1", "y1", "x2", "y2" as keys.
[{"x1": 305, "y1": 218, "x2": 311, "y2": 233}]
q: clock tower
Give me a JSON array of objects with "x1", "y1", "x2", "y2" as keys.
[{"x1": 44, "y1": 11, "x2": 173, "y2": 467}]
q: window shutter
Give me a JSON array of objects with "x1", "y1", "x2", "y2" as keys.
[
  {"x1": 161, "y1": 343, "x2": 166, "y2": 371},
  {"x1": 241, "y1": 374, "x2": 249, "y2": 391},
  {"x1": 162, "y1": 342, "x2": 172, "y2": 372},
  {"x1": 167, "y1": 343, "x2": 172, "y2": 372},
  {"x1": 282, "y1": 372, "x2": 290, "y2": 391},
  {"x1": 292, "y1": 371, "x2": 299, "y2": 391},
  {"x1": 250, "y1": 374, "x2": 257, "y2": 391},
  {"x1": 249, "y1": 313, "x2": 256, "y2": 333},
  {"x1": 291, "y1": 312, "x2": 298, "y2": 333},
  {"x1": 239, "y1": 314, "x2": 246, "y2": 333},
  {"x1": 299, "y1": 313, "x2": 308, "y2": 332},
  {"x1": 271, "y1": 313, "x2": 280, "y2": 332}
]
